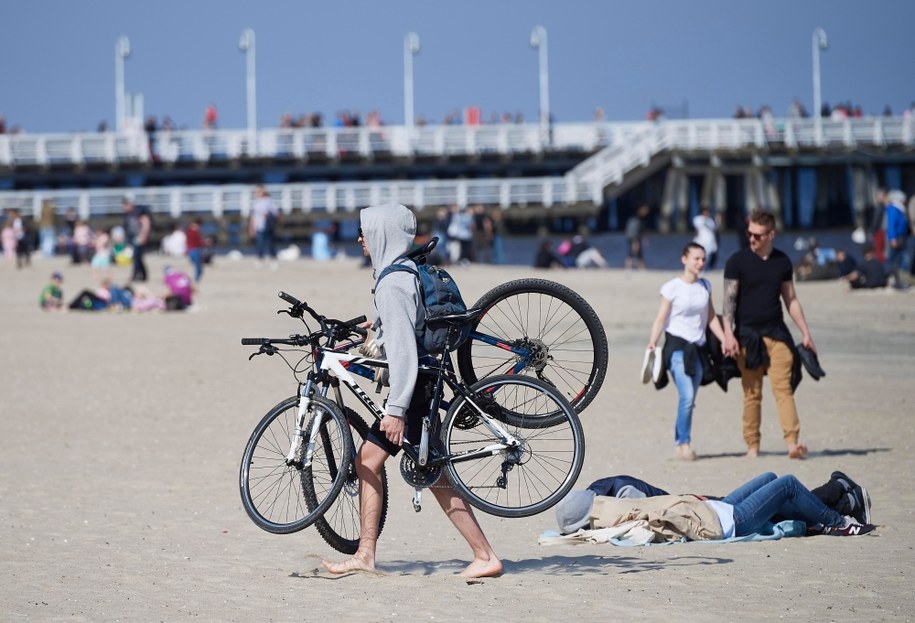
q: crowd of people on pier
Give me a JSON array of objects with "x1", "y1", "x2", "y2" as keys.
[{"x1": 3, "y1": 96, "x2": 915, "y2": 137}]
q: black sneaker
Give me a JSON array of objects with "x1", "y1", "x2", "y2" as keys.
[
  {"x1": 831, "y1": 471, "x2": 872, "y2": 524},
  {"x1": 822, "y1": 516, "x2": 875, "y2": 537}
]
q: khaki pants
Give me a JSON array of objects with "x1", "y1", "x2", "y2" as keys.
[{"x1": 737, "y1": 337, "x2": 800, "y2": 449}]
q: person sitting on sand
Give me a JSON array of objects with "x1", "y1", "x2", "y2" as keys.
[
  {"x1": 555, "y1": 471, "x2": 875, "y2": 540},
  {"x1": 39, "y1": 272, "x2": 65, "y2": 311},
  {"x1": 321, "y1": 203, "x2": 502, "y2": 579},
  {"x1": 839, "y1": 245, "x2": 888, "y2": 290}
]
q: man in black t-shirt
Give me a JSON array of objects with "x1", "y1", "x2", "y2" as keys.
[{"x1": 722, "y1": 210, "x2": 816, "y2": 460}]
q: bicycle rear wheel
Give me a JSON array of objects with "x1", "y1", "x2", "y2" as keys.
[
  {"x1": 442, "y1": 375, "x2": 585, "y2": 518},
  {"x1": 310, "y1": 408, "x2": 388, "y2": 555},
  {"x1": 239, "y1": 395, "x2": 352, "y2": 534},
  {"x1": 456, "y1": 278, "x2": 608, "y2": 414}
]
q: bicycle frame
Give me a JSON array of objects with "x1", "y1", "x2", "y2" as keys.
[
  {"x1": 467, "y1": 329, "x2": 534, "y2": 374},
  {"x1": 305, "y1": 347, "x2": 523, "y2": 472}
]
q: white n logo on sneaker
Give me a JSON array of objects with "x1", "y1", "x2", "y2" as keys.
[{"x1": 847, "y1": 525, "x2": 861, "y2": 535}]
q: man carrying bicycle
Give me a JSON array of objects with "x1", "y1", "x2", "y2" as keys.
[{"x1": 322, "y1": 202, "x2": 503, "y2": 579}]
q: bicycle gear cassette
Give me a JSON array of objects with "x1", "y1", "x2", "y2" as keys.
[{"x1": 400, "y1": 454, "x2": 442, "y2": 488}]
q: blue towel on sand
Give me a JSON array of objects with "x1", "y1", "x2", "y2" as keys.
[{"x1": 539, "y1": 520, "x2": 806, "y2": 546}]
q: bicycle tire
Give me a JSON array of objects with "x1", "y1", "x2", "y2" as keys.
[
  {"x1": 456, "y1": 278, "x2": 608, "y2": 414},
  {"x1": 310, "y1": 408, "x2": 389, "y2": 555},
  {"x1": 239, "y1": 395, "x2": 352, "y2": 534},
  {"x1": 442, "y1": 375, "x2": 585, "y2": 518}
]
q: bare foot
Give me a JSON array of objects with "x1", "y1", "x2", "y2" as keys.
[
  {"x1": 459, "y1": 557, "x2": 503, "y2": 579},
  {"x1": 321, "y1": 553, "x2": 378, "y2": 576},
  {"x1": 744, "y1": 447, "x2": 759, "y2": 459},
  {"x1": 676, "y1": 444, "x2": 697, "y2": 461},
  {"x1": 788, "y1": 443, "x2": 808, "y2": 459}
]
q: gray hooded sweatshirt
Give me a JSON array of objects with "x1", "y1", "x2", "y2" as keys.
[{"x1": 360, "y1": 203, "x2": 424, "y2": 418}]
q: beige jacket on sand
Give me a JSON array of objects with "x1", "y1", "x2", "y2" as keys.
[{"x1": 591, "y1": 494, "x2": 724, "y2": 542}]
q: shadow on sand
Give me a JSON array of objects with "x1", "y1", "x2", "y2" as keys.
[
  {"x1": 697, "y1": 447, "x2": 890, "y2": 460},
  {"x1": 293, "y1": 553, "x2": 734, "y2": 579}
]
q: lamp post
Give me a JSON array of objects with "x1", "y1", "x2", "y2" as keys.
[
  {"x1": 812, "y1": 27, "x2": 828, "y2": 144},
  {"x1": 530, "y1": 25, "x2": 550, "y2": 146},
  {"x1": 115, "y1": 36, "x2": 131, "y2": 132},
  {"x1": 404, "y1": 32, "x2": 420, "y2": 129},
  {"x1": 239, "y1": 28, "x2": 257, "y2": 151}
]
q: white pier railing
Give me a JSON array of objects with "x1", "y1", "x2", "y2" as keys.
[{"x1": 2, "y1": 117, "x2": 912, "y2": 219}]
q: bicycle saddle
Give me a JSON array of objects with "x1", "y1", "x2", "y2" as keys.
[
  {"x1": 431, "y1": 307, "x2": 485, "y2": 326},
  {"x1": 404, "y1": 236, "x2": 439, "y2": 265}
]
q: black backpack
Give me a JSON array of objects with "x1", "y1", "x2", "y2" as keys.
[{"x1": 375, "y1": 258, "x2": 469, "y2": 354}]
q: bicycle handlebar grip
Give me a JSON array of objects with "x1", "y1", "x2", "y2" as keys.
[
  {"x1": 241, "y1": 338, "x2": 267, "y2": 345},
  {"x1": 344, "y1": 315, "x2": 367, "y2": 328},
  {"x1": 277, "y1": 291, "x2": 301, "y2": 307}
]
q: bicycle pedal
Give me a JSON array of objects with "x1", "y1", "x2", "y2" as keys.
[{"x1": 412, "y1": 489, "x2": 422, "y2": 512}]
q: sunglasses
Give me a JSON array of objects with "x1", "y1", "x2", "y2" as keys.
[
  {"x1": 748, "y1": 230, "x2": 771, "y2": 241},
  {"x1": 358, "y1": 227, "x2": 364, "y2": 240}
]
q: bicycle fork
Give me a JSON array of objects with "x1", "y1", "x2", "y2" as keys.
[{"x1": 286, "y1": 381, "x2": 322, "y2": 467}]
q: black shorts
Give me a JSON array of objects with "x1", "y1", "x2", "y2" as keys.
[{"x1": 367, "y1": 376, "x2": 435, "y2": 456}]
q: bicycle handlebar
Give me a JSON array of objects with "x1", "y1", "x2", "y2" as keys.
[{"x1": 240, "y1": 293, "x2": 367, "y2": 348}]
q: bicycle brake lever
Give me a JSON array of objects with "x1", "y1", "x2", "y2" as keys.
[{"x1": 249, "y1": 344, "x2": 278, "y2": 360}]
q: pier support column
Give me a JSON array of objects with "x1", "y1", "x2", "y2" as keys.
[
  {"x1": 746, "y1": 168, "x2": 781, "y2": 229},
  {"x1": 851, "y1": 167, "x2": 868, "y2": 229},
  {"x1": 660, "y1": 167, "x2": 686, "y2": 233},
  {"x1": 700, "y1": 167, "x2": 725, "y2": 222}
]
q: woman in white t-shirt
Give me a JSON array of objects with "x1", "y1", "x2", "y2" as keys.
[{"x1": 647, "y1": 243, "x2": 726, "y2": 460}]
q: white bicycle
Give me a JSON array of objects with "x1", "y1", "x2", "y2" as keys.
[{"x1": 238, "y1": 291, "x2": 586, "y2": 554}]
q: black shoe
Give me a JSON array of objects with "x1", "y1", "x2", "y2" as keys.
[
  {"x1": 831, "y1": 471, "x2": 872, "y2": 524},
  {"x1": 822, "y1": 516, "x2": 876, "y2": 537}
]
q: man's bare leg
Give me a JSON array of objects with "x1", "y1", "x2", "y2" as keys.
[
  {"x1": 431, "y1": 484, "x2": 502, "y2": 578},
  {"x1": 322, "y1": 442, "x2": 387, "y2": 575}
]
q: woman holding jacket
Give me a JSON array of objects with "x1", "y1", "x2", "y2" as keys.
[{"x1": 647, "y1": 242, "x2": 726, "y2": 460}]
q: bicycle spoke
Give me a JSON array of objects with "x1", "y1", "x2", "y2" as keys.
[{"x1": 444, "y1": 375, "x2": 584, "y2": 518}]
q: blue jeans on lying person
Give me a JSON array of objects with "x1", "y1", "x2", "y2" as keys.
[
  {"x1": 725, "y1": 472, "x2": 845, "y2": 537},
  {"x1": 670, "y1": 349, "x2": 703, "y2": 445}
]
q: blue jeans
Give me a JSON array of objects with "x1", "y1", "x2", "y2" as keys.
[
  {"x1": 188, "y1": 248, "x2": 203, "y2": 282},
  {"x1": 725, "y1": 473, "x2": 844, "y2": 536},
  {"x1": 40, "y1": 227, "x2": 56, "y2": 257},
  {"x1": 131, "y1": 243, "x2": 147, "y2": 282},
  {"x1": 670, "y1": 350, "x2": 702, "y2": 445},
  {"x1": 255, "y1": 228, "x2": 276, "y2": 259},
  {"x1": 885, "y1": 236, "x2": 911, "y2": 284}
]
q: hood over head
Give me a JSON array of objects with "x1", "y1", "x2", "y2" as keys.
[
  {"x1": 887, "y1": 190, "x2": 906, "y2": 209},
  {"x1": 360, "y1": 203, "x2": 416, "y2": 275}
]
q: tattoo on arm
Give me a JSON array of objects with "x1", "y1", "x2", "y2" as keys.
[{"x1": 722, "y1": 278, "x2": 738, "y2": 329}]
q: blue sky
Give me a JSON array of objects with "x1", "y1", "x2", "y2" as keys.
[{"x1": 2, "y1": 0, "x2": 913, "y2": 133}]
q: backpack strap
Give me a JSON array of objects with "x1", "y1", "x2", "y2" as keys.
[{"x1": 373, "y1": 258, "x2": 420, "y2": 295}]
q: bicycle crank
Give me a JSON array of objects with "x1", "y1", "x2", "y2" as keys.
[{"x1": 400, "y1": 455, "x2": 442, "y2": 489}]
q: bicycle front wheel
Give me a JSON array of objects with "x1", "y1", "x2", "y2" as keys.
[
  {"x1": 456, "y1": 278, "x2": 608, "y2": 414},
  {"x1": 442, "y1": 375, "x2": 585, "y2": 518},
  {"x1": 311, "y1": 408, "x2": 389, "y2": 555},
  {"x1": 239, "y1": 395, "x2": 352, "y2": 534}
]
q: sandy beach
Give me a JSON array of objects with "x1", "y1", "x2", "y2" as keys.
[{"x1": 2, "y1": 250, "x2": 914, "y2": 622}]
